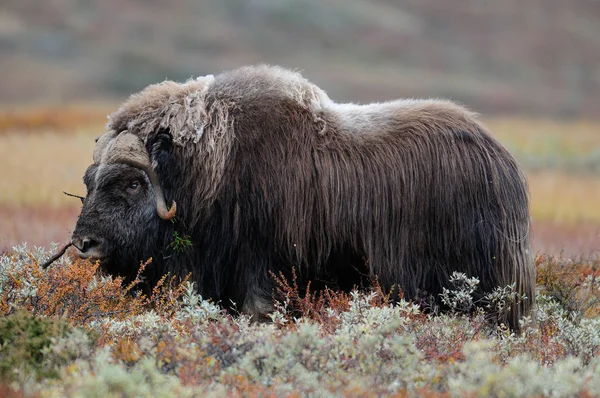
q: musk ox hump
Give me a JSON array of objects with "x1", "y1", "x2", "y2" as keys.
[{"x1": 215, "y1": 64, "x2": 330, "y2": 110}]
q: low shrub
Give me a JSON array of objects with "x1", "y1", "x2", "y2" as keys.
[
  {"x1": 0, "y1": 245, "x2": 599, "y2": 397},
  {"x1": 0, "y1": 310, "x2": 71, "y2": 382}
]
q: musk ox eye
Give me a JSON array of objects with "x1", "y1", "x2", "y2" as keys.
[{"x1": 126, "y1": 180, "x2": 141, "y2": 194}]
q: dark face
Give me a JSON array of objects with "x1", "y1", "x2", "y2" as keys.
[{"x1": 71, "y1": 162, "x2": 163, "y2": 277}]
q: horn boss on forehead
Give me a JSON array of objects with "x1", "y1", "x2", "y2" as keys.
[{"x1": 93, "y1": 131, "x2": 116, "y2": 164}]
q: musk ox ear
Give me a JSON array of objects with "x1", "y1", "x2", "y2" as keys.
[{"x1": 147, "y1": 128, "x2": 173, "y2": 166}]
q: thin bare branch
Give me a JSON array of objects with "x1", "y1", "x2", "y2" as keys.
[
  {"x1": 63, "y1": 191, "x2": 85, "y2": 203},
  {"x1": 40, "y1": 242, "x2": 73, "y2": 269}
]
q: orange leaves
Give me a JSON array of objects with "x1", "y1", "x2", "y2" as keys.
[
  {"x1": 0, "y1": 256, "x2": 191, "y2": 328},
  {"x1": 32, "y1": 258, "x2": 142, "y2": 325},
  {"x1": 270, "y1": 268, "x2": 405, "y2": 334},
  {"x1": 536, "y1": 254, "x2": 600, "y2": 317},
  {"x1": 270, "y1": 268, "x2": 351, "y2": 332},
  {"x1": 112, "y1": 338, "x2": 142, "y2": 365},
  {"x1": 219, "y1": 374, "x2": 286, "y2": 398},
  {"x1": 145, "y1": 272, "x2": 192, "y2": 319},
  {"x1": 2, "y1": 246, "x2": 600, "y2": 395}
]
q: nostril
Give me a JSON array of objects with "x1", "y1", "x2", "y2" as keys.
[
  {"x1": 72, "y1": 236, "x2": 100, "y2": 253},
  {"x1": 81, "y1": 238, "x2": 94, "y2": 253}
]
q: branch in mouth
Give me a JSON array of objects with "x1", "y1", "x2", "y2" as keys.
[
  {"x1": 63, "y1": 191, "x2": 85, "y2": 204},
  {"x1": 40, "y1": 242, "x2": 73, "y2": 269}
]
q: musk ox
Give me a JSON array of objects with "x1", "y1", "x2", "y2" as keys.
[{"x1": 71, "y1": 65, "x2": 534, "y2": 329}]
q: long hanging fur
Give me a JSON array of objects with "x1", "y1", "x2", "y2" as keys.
[{"x1": 103, "y1": 65, "x2": 534, "y2": 329}]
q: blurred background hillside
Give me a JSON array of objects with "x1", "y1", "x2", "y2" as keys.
[
  {"x1": 1, "y1": 0, "x2": 600, "y2": 256},
  {"x1": 1, "y1": 0, "x2": 599, "y2": 118}
]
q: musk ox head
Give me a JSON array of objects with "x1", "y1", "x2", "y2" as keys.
[
  {"x1": 71, "y1": 131, "x2": 176, "y2": 275},
  {"x1": 70, "y1": 73, "x2": 218, "y2": 278}
]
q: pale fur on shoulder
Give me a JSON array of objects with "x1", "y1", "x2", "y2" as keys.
[
  {"x1": 107, "y1": 74, "x2": 215, "y2": 146},
  {"x1": 328, "y1": 98, "x2": 480, "y2": 137}
]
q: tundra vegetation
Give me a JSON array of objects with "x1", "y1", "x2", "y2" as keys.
[
  {"x1": 0, "y1": 245, "x2": 599, "y2": 397},
  {"x1": 0, "y1": 107, "x2": 599, "y2": 397}
]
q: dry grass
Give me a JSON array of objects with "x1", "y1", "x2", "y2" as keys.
[
  {"x1": 527, "y1": 171, "x2": 600, "y2": 223},
  {"x1": 0, "y1": 103, "x2": 113, "y2": 134},
  {"x1": 0, "y1": 206, "x2": 80, "y2": 252},
  {"x1": 0, "y1": 129, "x2": 100, "y2": 208},
  {"x1": 485, "y1": 117, "x2": 600, "y2": 156}
]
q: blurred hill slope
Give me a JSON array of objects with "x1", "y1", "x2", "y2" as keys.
[{"x1": 1, "y1": 0, "x2": 599, "y2": 117}]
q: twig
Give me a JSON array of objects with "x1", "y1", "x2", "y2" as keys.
[
  {"x1": 40, "y1": 242, "x2": 73, "y2": 269},
  {"x1": 63, "y1": 191, "x2": 85, "y2": 203}
]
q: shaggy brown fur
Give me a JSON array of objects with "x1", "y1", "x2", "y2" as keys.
[{"x1": 77, "y1": 65, "x2": 534, "y2": 329}]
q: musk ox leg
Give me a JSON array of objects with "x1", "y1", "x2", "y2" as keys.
[
  {"x1": 228, "y1": 243, "x2": 276, "y2": 322},
  {"x1": 241, "y1": 292, "x2": 274, "y2": 321}
]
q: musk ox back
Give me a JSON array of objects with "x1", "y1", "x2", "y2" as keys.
[{"x1": 71, "y1": 65, "x2": 535, "y2": 329}]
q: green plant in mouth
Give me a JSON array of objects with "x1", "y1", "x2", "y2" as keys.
[{"x1": 169, "y1": 231, "x2": 192, "y2": 252}]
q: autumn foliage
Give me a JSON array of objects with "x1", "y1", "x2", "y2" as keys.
[
  {"x1": 0, "y1": 253, "x2": 191, "y2": 328},
  {"x1": 0, "y1": 246, "x2": 599, "y2": 396}
]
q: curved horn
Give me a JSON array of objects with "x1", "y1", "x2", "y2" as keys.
[{"x1": 122, "y1": 158, "x2": 177, "y2": 221}]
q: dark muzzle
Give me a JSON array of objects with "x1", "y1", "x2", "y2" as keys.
[{"x1": 71, "y1": 234, "x2": 105, "y2": 260}]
